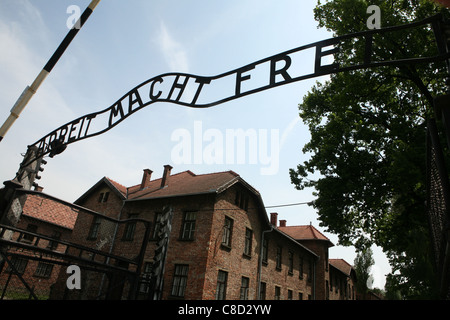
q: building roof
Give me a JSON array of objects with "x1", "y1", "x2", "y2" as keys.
[
  {"x1": 278, "y1": 224, "x2": 334, "y2": 247},
  {"x1": 329, "y1": 258, "x2": 355, "y2": 276},
  {"x1": 21, "y1": 191, "x2": 78, "y2": 230},
  {"x1": 74, "y1": 167, "x2": 269, "y2": 226},
  {"x1": 75, "y1": 168, "x2": 263, "y2": 204},
  {"x1": 126, "y1": 170, "x2": 241, "y2": 201}
]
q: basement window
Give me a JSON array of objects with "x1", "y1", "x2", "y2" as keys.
[{"x1": 34, "y1": 262, "x2": 53, "y2": 278}]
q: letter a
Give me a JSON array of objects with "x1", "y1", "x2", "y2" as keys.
[
  {"x1": 66, "y1": 265, "x2": 81, "y2": 289},
  {"x1": 366, "y1": 5, "x2": 381, "y2": 30}
]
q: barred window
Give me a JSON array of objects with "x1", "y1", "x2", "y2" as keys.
[
  {"x1": 6, "y1": 256, "x2": 28, "y2": 274},
  {"x1": 34, "y1": 262, "x2": 53, "y2": 278}
]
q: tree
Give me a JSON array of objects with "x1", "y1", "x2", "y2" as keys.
[
  {"x1": 289, "y1": 0, "x2": 450, "y2": 298},
  {"x1": 354, "y1": 247, "x2": 375, "y2": 298}
]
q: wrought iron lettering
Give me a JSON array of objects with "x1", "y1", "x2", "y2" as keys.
[{"x1": 31, "y1": 14, "x2": 450, "y2": 158}]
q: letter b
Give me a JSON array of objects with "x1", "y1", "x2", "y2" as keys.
[{"x1": 66, "y1": 265, "x2": 81, "y2": 289}]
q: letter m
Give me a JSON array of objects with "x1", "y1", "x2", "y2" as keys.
[{"x1": 108, "y1": 101, "x2": 125, "y2": 127}]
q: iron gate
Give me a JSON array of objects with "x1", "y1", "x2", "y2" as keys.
[{"x1": 0, "y1": 209, "x2": 153, "y2": 300}]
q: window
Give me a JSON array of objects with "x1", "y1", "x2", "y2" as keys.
[
  {"x1": 22, "y1": 224, "x2": 37, "y2": 243},
  {"x1": 299, "y1": 292, "x2": 303, "y2": 300},
  {"x1": 122, "y1": 214, "x2": 138, "y2": 241},
  {"x1": 288, "y1": 251, "x2": 294, "y2": 275},
  {"x1": 234, "y1": 191, "x2": 249, "y2": 211},
  {"x1": 139, "y1": 262, "x2": 153, "y2": 294},
  {"x1": 288, "y1": 290, "x2": 293, "y2": 300},
  {"x1": 180, "y1": 211, "x2": 196, "y2": 240},
  {"x1": 299, "y1": 256, "x2": 304, "y2": 279},
  {"x1": 276, "y1": 245, "x2": 282, "y2": 270},
  {"x1": 222, "y1": 216, "x2": 233, "y2": 248},
  {"x1": 98, "y1": 191, "x2": 110, "y2": 203},
  {"x1": 216, "y1": 270, "x2": 228, "y2": 300},
  {"x1": 34, "y1": 262, "x2": 53, "y2": 278},
  {"x1": 274, "y1": 286, "x2": 281, "y2": 300},
  {"x1": 87, "y1": 216, "x2": 101, "y2": 240},
  {"x1": 262, "y1": 238, "x2": 268, "y2": 264},
  {"x1": 307, "y1": 259, "x2": 313, "y2": 283},
  {"x1": 240, "y1": 277, "x2": 249, "y2": 300},
  {"x1": 259, "y1": 282, "x2": 266, "y2": 300},
  {"x1": 6, "y1": 256, "x2": 28, "y2": 274},
  {"x1": 47, "y1": 231, "x2": 61, "y2": 250},
  {"x1": 244, "y1": 228, "x2": 252, "y2": 257},
  {"x1": 171, "y1": 264, "x2": 189, "y2": 297}
]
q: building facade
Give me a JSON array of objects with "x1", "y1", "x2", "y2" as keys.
[
  {"x1": 0, "y1": 189, "x2": 78, "y2": 299},
  {"x1": 73, "y1": 166, "x2": 320, "y2": 300},
  {"x1": 1, "y1": 165, "x2": 358, "y2": 300}
]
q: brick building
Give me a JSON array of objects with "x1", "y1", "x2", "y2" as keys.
[
  {"x1": 0, "y1": 189, "x2": 78, "y2": 299},
  {"x1": 71, "y1": 166, "x2": 320, "y2": 299},
  {"x1": 72, "y1": 165, "x2": 357, "y2": 300},
  {"x1": 277, "y1": 222, "x2": 357, "y2": 300},
  {"x1": 1, "y1": 165, "x2": 358, "y2": 300},
  {"x1": 329, "y1": 259, "x2": 357, "y2": 300}
]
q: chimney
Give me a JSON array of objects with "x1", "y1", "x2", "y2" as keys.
[
  {"x1": 160, "y1": 165, "x2": 173, "y2": 188},
  {"x1": 279, "y1": 220, "x2": 287, "y2": 227},
  {"x1": 140, "y1": 169, "x2": 153, "y2": 189},
  {"x1": 270, "y1": 212, "x2": 278, "y2": 226}
]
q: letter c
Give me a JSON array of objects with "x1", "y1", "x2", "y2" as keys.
[{"x1": 150, "y1": 77, "x2": 164, "y2": 100}]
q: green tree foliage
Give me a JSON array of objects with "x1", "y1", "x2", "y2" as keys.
[
  {"x1": 290, "y1": 0, "x2": 450, "y2": 298},
  {"x1": 354, "y1": 247, "x2": 375, "y2": 297}
]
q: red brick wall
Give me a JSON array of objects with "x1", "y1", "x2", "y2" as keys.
[
  {"x1": 77, "y1": 182, "x2": 124, "y2": 219},
  {"x1": 0, "y1": 193, "x2": 74, "y2": 299},
  {"x1": 116, "y1": 193, "x2": 217, "y2": 300},
  {"x1": 298, "y1": 240, "x2": 330, "y2": 300}
]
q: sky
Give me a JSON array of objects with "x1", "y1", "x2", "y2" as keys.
[{"x1": 0, "y1": 0, "x2": 391, "y2": 289}]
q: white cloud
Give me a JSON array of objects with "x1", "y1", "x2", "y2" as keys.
[{"x1": 157, "y1": 21, "x2": 189, "y2": 73}]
